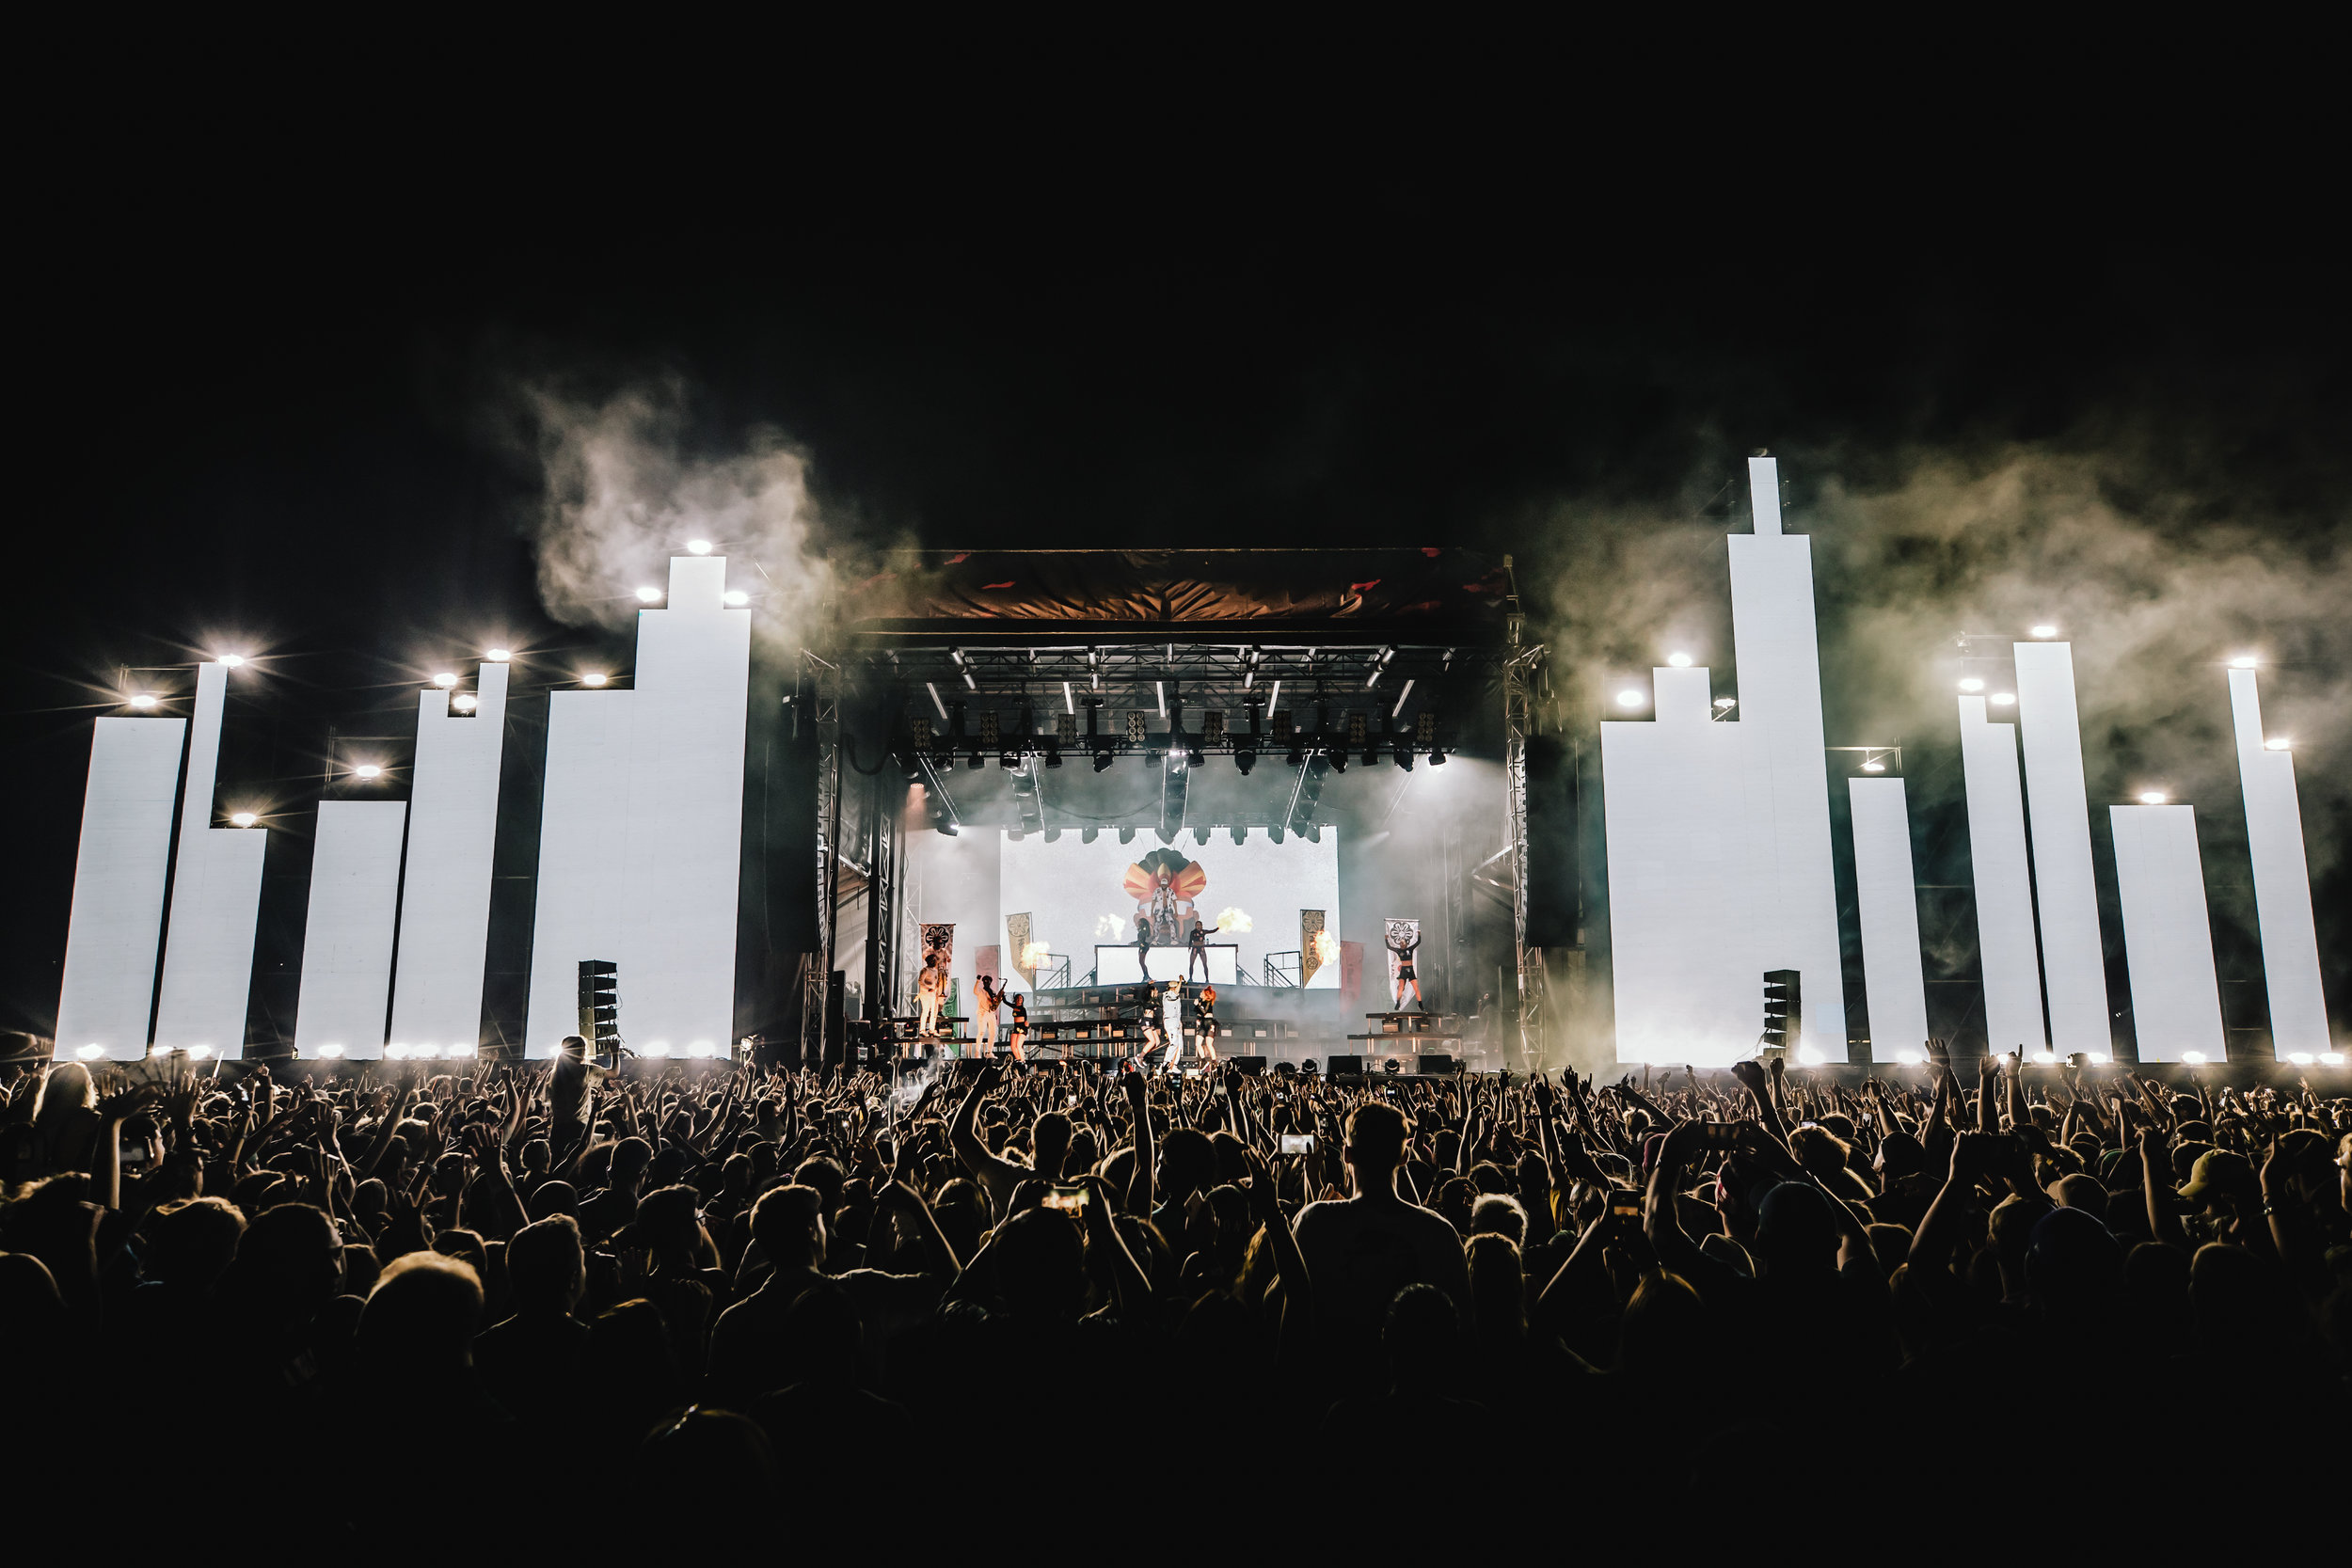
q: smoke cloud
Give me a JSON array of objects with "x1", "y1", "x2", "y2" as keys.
[{"x1": 521, "y1": 378, "x2": 836, "y2": 641}]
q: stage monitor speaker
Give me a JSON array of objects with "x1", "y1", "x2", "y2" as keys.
[
  {"x1": 1229, "y1": 1056, "x2": 1266, "y2": 1075},
  {"x1": 1523, "y1": 733, "x2": 1580, "y2": 948},
  {"x1": 1327, "y1": 1054, "x2": 1364, "y2": 1076},
  {"x1": 1417, "y1": 1053, "x2": 1459, "y2": 1075}
]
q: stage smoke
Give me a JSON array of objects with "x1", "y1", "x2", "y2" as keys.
[{"x1": 516, "y1": 379, "x2": 836, "y2": 643}]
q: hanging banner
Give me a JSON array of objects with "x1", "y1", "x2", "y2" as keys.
[
  {"x1": 919, "y1": 925, "x2": 955, "y2": 1006},
  {"x1": 1300, "y1": 910, "x2": 1327, "y2": 985},
  {"x1": 1383, "y1": 917, "x2": 1421, "y2": 1006},
  {"x1": 1006, "y1": 912, "x2": 1036, "y2": 988}
]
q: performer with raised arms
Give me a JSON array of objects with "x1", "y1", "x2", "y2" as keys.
[{"x1": 1386, "y1": 927, "x2": 1423, "y2": 1011}]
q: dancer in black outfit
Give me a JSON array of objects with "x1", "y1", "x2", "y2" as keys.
[{"x1": 1386, "y1": 927, "x2": 1423, "y2": 1011}]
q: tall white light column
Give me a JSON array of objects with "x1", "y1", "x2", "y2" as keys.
[
  {"x1": 1958, "y1": 695, "x2": 2046, "y2": 1052},
  {"x1": 1848, "y1": 776, "x2": 1930, "y2": 1058},
  {"x1": 2012, "y1": 642, "x2": 2110, "y2": 1053},
  {"x1": 1724, "y1": 456, "x2": 1849, "y2": 1057},
  {"x1": 55, "y1": 713, "x2": 187, "y2": 1058},
  {"x1": 153, "y1": 661, "x2": 267, "y2": 1055},
  {"x1": 525, "y1": 556, "x2": 751, "y2": 1054},
  {"x1": 2227, "y1": 669, "x2": 2328, "y2": 1053},
  {"x1": 2108, "y1": 803, "x2": 2226, "y2": 1061},
  {"x1": 293, "y1": 801, "x2": 406, "y2": 1056},
  {"x1": 1601, "y1": 665, "x2": 1778, "y2": 1063},
  {"x1": 387, "y1": 661, "x2": 508, "y2": 1053}
]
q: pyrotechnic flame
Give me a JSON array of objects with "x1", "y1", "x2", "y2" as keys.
[
  {"x1": 1312, "y1": 931, "x2": 1341, "y2": 965},
  {"x1": 1213, "y1": 907, "x2": 1253, "y2": 933},
  {"x1": 1021, "y1": 941, "x2": 1051, "y2": 970},
  {"x1": 1095, "y1": 913, "x2": 1126, "y2": 939}
]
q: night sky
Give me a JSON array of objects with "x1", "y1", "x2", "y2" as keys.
[{"x1": 11, "y1": 175, "x2": 2347, "y2": 1037}]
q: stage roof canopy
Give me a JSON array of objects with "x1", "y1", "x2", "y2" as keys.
[{"x1": 839, "y1": 548, "x2": 1513, "y2": 641}]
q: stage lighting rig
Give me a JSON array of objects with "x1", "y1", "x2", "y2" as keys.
[
  {"x1": 1234, "y1": 747, "x2": 1256, "y2": 775},
  {"x1": 1268, "y1": 826, "x2": 1284, "y2": 844},
  {"x1": 1119, "y1": 826, "x2": 1136, "y2": 845},
  {"x1": 1228, "y1": 825, "x2": 1245, "y2": 845},
  {"x1": 1193, "y1": 827, "x2": 1211, "y2": 846},
  {"x1": 1392, "y1": 741, "x2": 1414, "y2": 770},
  {"x1": 1082, "y1": 827, "x2": 1099, "y2": 843}
]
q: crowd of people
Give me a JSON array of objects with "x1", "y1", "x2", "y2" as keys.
[{"x1": 2, "y1": 1041, "x2": 2344, "y2": 1537}]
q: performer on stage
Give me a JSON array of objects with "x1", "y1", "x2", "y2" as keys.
[
  {"x1": 1186, "y1": 915, "x2": 1210, "y2": 982},
  {"x1": 972, "y1": 973, "x2": 1001, "y2": 1057},
  {"x1": 916, "y1": 955, "x2": 943, "y2": 1037},
  {"x1": 1386, "y1": 928, "x2": 1423, "y2": 1011},
  {"x1": 1134, "y1": 911, "x2": 1152, "y2": 976},
  {"x1": 1005, "y1": 990, "x2": 1028, "y2": 1061},
  {"x1": 1195, "y1": 981, "x2": 1218, "y2": 1062}
]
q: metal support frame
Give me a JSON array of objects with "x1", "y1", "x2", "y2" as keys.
[
  {"x1": 803, "y1": 653, "x2": 841, "y2": 1063},
  {"x1": 1502, "y1": 555, "x2": 1549, "y2": 1070},
  {"x1": 866, "y1": 762, "x2": 899, "y2": 1024}
]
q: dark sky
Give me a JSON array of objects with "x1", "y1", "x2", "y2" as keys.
[{"x1": 9, "y1": 168, "x2": 2347, "y2": 1033}]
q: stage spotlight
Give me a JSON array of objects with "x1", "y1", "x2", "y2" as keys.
[
  {"x1": 1092, "y1": 748, "x2": 1113, "y2": 772},
  {"x1": 2322, "y1": 1053, "x2": 2345, "y2": 1066},
  {"x1": 1044, "y1": 828, "x2": 1062, "y2": 842},
  {"x1": 2265, "y1": 736, "x2": 2291, "y2": 751},
  {"x1": 1306, "y1": 824, "x2": 1322, "y2": 843},
  {"x1": 433, "y1": 672, "x2": 459, "y2": 689},
  {"x1": 2229, "y1": 654, "x2": 2257, "y2": 669},
  {"x1": 1268, "y1": 826, "x2": 1284, "y2": 844},
  {"x1": 1667, "y1": 652, "x2": 1692, "y2": 668},
  {"x1": 216, "y1": 654, "x2": 246, "y2": 667},
  {"x1": 1990, "y1": 692, "x2": 2015, "y2": 706},
  {"x1": 1234, "y1": 748, "x2": 1255, "y2": 775},
  {"x1": 2034, "y1": 1049, "x2": 2058, "y2": 1064},
  {"x1": 2030, "y1": 625, "x2": 2057, "y2": 638},
  {"x1": 1229, "y1": 826, "x2": 1245, "y2": 845},
  {"x1": 935, "y1": 823, "x2": 959, "y2": 836},
  {"x1": 1187, "y1": 744, "x2": 1204, "y2": 768},
  {"x1": 318, "y1": 1043, "x2": 344, "y2": 1058},
  {"x1": 686, "y1": 539, "x2": 713, "y2": 555},
  {"x1": 76, "y1": 1043, "x2": 104, "y2": 1059},
  {"x1": 1284, "y1": 745, "x2": 1304, "y2": 768},
  {"x1": 1428, "y1": 750, "x2": 1445, "y2": 766},
  {"x1": 723, "y1": 590, "x2": 750, "y2": 606},
  {"x1": 229, "y1": 812, "x2": 258, "y2": 828},
  {"x1": 187, "y1": 1045, "x2": 214, "y2": 1060},
  {"x1": 641, "y1": 1040, "x2": 670, "y2": 1058},
  {"x1": 1119, "y1": 827, "x2": 1136, "y2": 845},
  {"x1": 2181, "y1": 1050, "x2": 2208, "y2": 1064},
  {"x1": 581, "y1": 673, "x2": 609, "y2": 687},
  {"x1": 1392, "y1": 743, "x2": 1413, "y2": 770},
  {"x1": 935, "y1": 752, "x2": 954, "y2": 772},
  {"x1": 354, "y1": 764, "x2": 382, "y2": 780},
  {"x1": 687, "y1": 1040, "x2": 716, "y2": 1058},
  {"x1": 1193, "y1": 827, "x2": 1211, "y2": 846},
  {"x1": 968, "y1": 751, "x2": 984, "y2": 770},
  {"x1": 1082, "y1": 828, "x2": 1099, "y2": 843},
  {"x1": 129, "y1": 693, "x2": 156, "y2": 709},
  {"x1": 1616, "y1": 689, "x2": 1645, "y2": 708},
  {"x1": 2138, "y1": 790, "x2": 2168, "y2": 805},
  {"x1": 1795, "y1": 1042, "x2": 1826, "y2": 1066},
  {"x1": 1861, "y1": 759, "x2": 1885, "y2": 773},
  {"x1": 637, "y1": 586, "x2": 663, "y2": 603},
  {"x1": 1044, "y1": 739, "x2": 1062, "y2": 768},
  {"x1": 1958, "y1": 677, "x2": 1984, "y2": 692},
  {"x1": 998, "y1": 751, "x2": 1019, "y2": 770},
  {"x1": 2285, "y1": 1052, "x2": 2313, "y2": 1066},
  {"x1": 1713, "y1": 697, "x2": 1736, "y2": 710},
  {"x1": 448, "y1": 1043, "x2": 476, "y2": 1059},
  {"x1": 485, "y1": 647, "x2": 511, "y2": 662},
  {"x1": 453, "y1": 693, "x2": 478, "y2": 713},
  {"x1": 1327, "y1": 752, "x2": 1346, "y2": 773},
  {"x1": 1892, "y1": 1048, "x2": 1923, "y2": 1066}
]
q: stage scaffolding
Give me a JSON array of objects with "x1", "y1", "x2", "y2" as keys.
[{"x1": 791, "y1": 549, "x2": 1548, "y2": 1064}]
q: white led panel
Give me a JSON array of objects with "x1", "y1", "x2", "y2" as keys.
[
  {"x1": 2227, "y1": 670, "x2": 2328, "y2": 1053},
  {"x1": 2012, "y1": 642, "x2": 2110, "y2": 1053},
  {"x1": 294, "y1": 801, "x2": 406, "y2": 1057},
  {"x1": 55, "y1": 715, "x2": 187, "y2": 1058},
  {"x1": 1848, "y1": 776, "x2": 1930, "y2": 1059},
  {"x1": 2108, "y1": 804, "x2": 2225, "y2": 1062},
  {"x1": 1602, "y1": 663, "x2": 1781, "y2": 1064},
  {"x1": 153, "y1": 661, "x2": 266, "y2": 1055},
  {"x1": 387, "y1": 661, "x2": 507, "y2": 1053},
  {"x1": 524, "y1": 556, "x2": 750, "y2": 1054},
  {"x1": 1721, "y1": 457, "x2": 1848, "y2": 1058},
  {"x1": 1958, "y1": 695, "x2": 2046, "y2": 1052}
]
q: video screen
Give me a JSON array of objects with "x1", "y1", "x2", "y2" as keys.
[{"x1": 999, "y1": 829, "x2": 1342, "y2": 990}]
